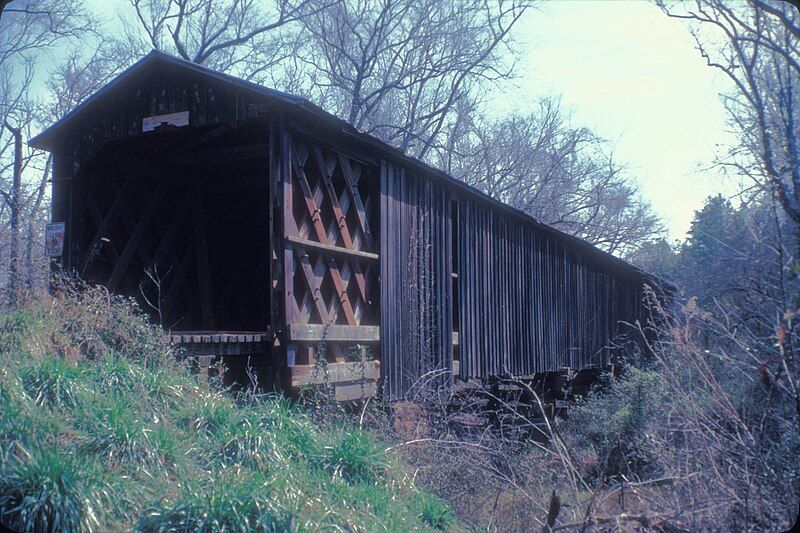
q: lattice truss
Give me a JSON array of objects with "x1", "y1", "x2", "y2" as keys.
[{"x1": 284, "y1": 138, "x2": 380, "y2": 329}]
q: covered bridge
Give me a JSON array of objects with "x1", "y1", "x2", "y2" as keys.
[{"x1": 31, "y1": 51, "x2": 655, "y2": 401}]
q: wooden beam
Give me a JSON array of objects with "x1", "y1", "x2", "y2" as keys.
[
  {"x1": 335, "y1": 381, "x2": 377, "y2": 401},
  {"x1": 268, "y1": 117, "x2": 281, "y2": 336},
  {"x1": 80, "y1": 173, "x2": 137, "y2": 275},
  {"x1": 193, "y1": 186, "x2": 214, "y2": 328},
  {"x1": 153, "y1": 190, "x2": 193, "y2": 266},
  {"x1": 288, "y1": 323, "x2": 380, "y2": 342},
  {"x1": 313, "y1": 146, "x2": 353, "y2": 248},
  {"x1": 294, "y1": 245, "x2": 330, "y2": 323},
  {"x1": 162, "y1": 124, "x2": 232, "y2": 156},
  {"x1": 164, "y1": 243, "x2": 195, "y2": 319},
  {"x1": 338, "y1": 155, "x2": 374, "y2": 250},
  {"x1": 84, "y1": 195, "x2": 137, "y2": 295},
  {"x1": 312, "y1": 146, "x2": 369, "y2": 303},
  {"x1": 107, "y1": 182, "x2": 167, "y2": 292},
  {"x1": 325, "y1": 255, "x2": 357, "y2": 325},
  {"x1": 111, "y1": 176, "x2": 157, "y2": 274},
  {"x1": 282, "y1": 130, "x2": 296, "y2": 327},
  {"x1": 288, "y1": 361, "x2": 380, "y2": 386},
  {"x1": 291, "y1": 143, "x2": 328, "y2": 243},
  {"x1": 286, "y1": 235, "x2": 378, "y2": 261},
  {"x1": 169, "y1": 144, "x2": 266, "y2": 165},
  {"x1": 290, "y1": 143, "x2": 359, "y2": 324}
]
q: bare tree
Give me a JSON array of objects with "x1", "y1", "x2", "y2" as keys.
[
  {"x1": 660, "y1": 1, "x2": 800, "y2": 265},
  {"x1": 659, "y1": 2, "x2": 800, "y2": 441},
  {"x1": 436, "y1": 98, "x2": 662, "y2": 255},
  {"x1": 297, "y1": 0, "x2": 532, "y2": 160},
  {"x1": 121, "y1": 0, "x2": 331, "y2": 78},
  {"x1": 0, "y1": 1, "x2": 94, "y2": 296},
  {"x1": 0, "y1": 0, "x2": 93, "y2": 64},
  {"x1": 3, "y1": 118, "x2": 20, "y2": 301}
]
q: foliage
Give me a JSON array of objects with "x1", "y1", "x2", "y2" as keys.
[
  {"x1": 567, "y1": 367, "x2": 669, "y2": 482},
  {"x1": 0, "y1": 287, "x2": 454, "y2": 532}
]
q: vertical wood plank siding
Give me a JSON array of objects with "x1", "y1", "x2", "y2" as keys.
[
  {"x1": 381, "y1": 162, "x2": 452, "y2": 399},
  {"x1": 457, "y1": 199, "x2": 643, "y2": 378}
]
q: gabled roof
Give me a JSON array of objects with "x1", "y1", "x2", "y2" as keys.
[
  {"x1": 30, "y1": 50, "x2": 663, "y2": 285},
  {"x1": 31, "y1": 50, "x2": 310, "y2": 150}
]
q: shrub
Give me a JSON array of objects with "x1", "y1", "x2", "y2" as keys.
[
  {"x1": 566, "y1": 366, "x2": 668, "y2": 482},
  {"x1": 318, "y1": 430, "x2": 387, "y2": 484},
  {"x1": 415, "y1": 494, "x2": 455, "y2": 530}
]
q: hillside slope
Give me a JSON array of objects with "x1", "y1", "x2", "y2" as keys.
[{"x1": 0, "y1": 288, "x2": 453, "y2": 532}]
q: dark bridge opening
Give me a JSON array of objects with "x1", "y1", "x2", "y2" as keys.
[{"x1": 74, "y1": 121, "x2": 271, "y2": 333}]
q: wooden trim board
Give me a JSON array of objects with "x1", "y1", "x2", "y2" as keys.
[{"x1": 288, "y1": 324, "x2": 380, "y2": 342}]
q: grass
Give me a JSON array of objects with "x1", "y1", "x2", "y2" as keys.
[{"x1": 0, "y1": 288, "x2": 455, "y2": 532}]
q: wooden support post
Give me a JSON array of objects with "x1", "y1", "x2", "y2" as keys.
[
  {"x1": 193, "y1": 185, "x2": 214, "y2": 328},
  {"x1": 195, "y1": 355, "x2": 215, "y2": 382}
]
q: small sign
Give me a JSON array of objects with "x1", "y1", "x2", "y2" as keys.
[
  {"x1": 554, "y1": 399, "x2": 570, "y2": 410},
  {"x1": 45, "y1": 222, "x2": 65, "y2": 257},
  {"x1": 143, "y1": 111, "x2": 189, "y2": 132}
]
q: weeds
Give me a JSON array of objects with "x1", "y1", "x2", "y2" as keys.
[{"x1": 318, "y1": 430, "x2": 387, "y2": 484}]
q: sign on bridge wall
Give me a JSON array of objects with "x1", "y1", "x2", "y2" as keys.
[{"x1": 45, "y1": 222, "x2": 65, "y2": 257}]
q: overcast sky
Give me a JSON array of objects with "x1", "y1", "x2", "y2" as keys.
[{"x1": 508, "y1": 0, "x2": 737, "y2": 241}]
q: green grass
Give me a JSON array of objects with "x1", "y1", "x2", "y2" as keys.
[{"x1": 0, "y1": 289, "x2": 456, "y2": 532}]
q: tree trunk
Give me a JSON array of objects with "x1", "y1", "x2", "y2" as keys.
[
  {"x1": 25, "y1": 155, "x2": 52, "y2": 290},
  {"x1": 4, "y1": 120, "x2": 22, "y2": 304}
]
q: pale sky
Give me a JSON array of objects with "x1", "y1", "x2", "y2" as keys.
[{"x1": 507, "y1": 0, "x2": 736, "y2": 241}]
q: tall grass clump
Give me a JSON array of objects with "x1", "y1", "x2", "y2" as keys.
[
  {"x1": 0, "y1": 444, "x2": 124, "y2": 533},
  {"x1": 0, "y1": 284, "x2": 454, "y2": 531}
]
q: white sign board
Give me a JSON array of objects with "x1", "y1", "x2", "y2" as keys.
[
  {"x1": 45, "y1": 222, "x2": 65, "y2": 257},
  {"x1": 143, "y1": 110, "x2": 189, "y2": 132}
]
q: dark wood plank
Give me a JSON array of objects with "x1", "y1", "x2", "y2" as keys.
[
  {"x1": 192, "y1": 186, "x2": 214, "y2": 328},
  {"x1": 335, "y1": 381, "x2": 377, "y2": 401}
]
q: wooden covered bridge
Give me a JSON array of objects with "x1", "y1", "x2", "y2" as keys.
[{"x1": 31, "y1": 51, "x2": 655, "y2": 401}]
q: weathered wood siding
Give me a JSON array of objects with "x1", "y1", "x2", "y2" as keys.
[
  {"x1": 57, "y1": 66, "x2": 272, "y2": 174},
  {"x1": 37, "y1": 52, "x2": 657, "y2": 401},
  {"x1": 457, "y1": 198, "x2": 643, "y2": 378},
  {"x1": 380, "y1": 162, "x2": 452, "y2": 400}
]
